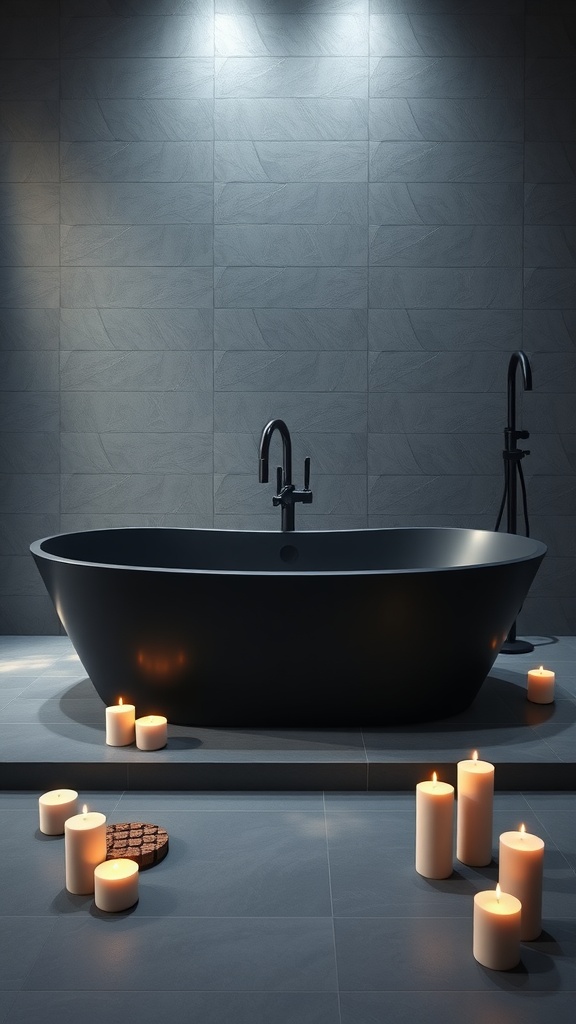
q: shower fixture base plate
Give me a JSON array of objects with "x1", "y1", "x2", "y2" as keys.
[{"x1": 500, "y1": 638, "x2": 535, "y2": 655}]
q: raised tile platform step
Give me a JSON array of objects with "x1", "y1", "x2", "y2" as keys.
[
  {"x1": 1, "y1": 636, "x2": 575, "y2": 792},
  {"x1": 3, "y1": 758, "x2": 576, "y2": 793}
]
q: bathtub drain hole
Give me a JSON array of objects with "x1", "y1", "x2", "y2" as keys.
[{"x1": 279, "y1": 545, "x2": 299, "y2": 563}]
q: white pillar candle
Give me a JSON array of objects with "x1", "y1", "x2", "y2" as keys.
[
  {"x1": 415, "y1": 772, "x2": 454, "y2": 879},
  {"x1": 135, "y1": 715, "x2": 168, "y2": 750},
  {"x1": 473, "y1": 885, "x2": 522, "y2": 970},
  {"x1": 64, "y1": 805, "x2": 107, "y2": 895},
  {"x1": 105, "y1": 697, "x2": 136, "y2": 746},
  {"x1": 527, "y1": 666, "x2": 555, "y2": 704},
  {"x1": 499, "y1": 825, "x2": 545, "y2": 940},
  {"x1": 94, "y1": 858, "x2": 139, "y2": 912},
  {"x1": 38, "y1": 788, "x2": 78, "y2": 835},
  {"x1": 457, "y1": 750, "x2": 495, "y2": 866}
]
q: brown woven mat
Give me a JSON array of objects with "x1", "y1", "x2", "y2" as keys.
[{"x1": 106, "y1": 822, "x2": 169, "y2": 870}]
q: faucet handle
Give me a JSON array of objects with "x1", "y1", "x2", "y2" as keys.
[
  {"x1": 276, "y1": 465, "x2": 283, "y2": 493},
  {"x1": 304, "y1": 456, "x2": 310, "y2": 490}
]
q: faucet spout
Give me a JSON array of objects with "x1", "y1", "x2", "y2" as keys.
[
  {"x1": 507, "y1": 350, "x2": 532, "y2": 434},
  {"x1": 258, "y1": 418, "x2": 292, "y2": 485}
]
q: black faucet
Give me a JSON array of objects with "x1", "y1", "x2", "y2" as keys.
[
  {"x1": 258, "y1": 418, "x2": 313, "y2": 531},
  {"x1": 497, "y1": 350, "x2": 534, "y2": 655},
  {"x1": 505, "y1": 350, "x2": 532, "y2": 536}
]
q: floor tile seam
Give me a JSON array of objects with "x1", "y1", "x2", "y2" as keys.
[
  {"x1": 336, "y1": 988, "x2": 576, "y2": 994},
  {"x1": 16, "y1": 988, "x2": 343, "y2": 997},
  {"x1": 37, "y1": 915, "x2": 340, "y2": 922},
  {"x1": 5, "y1": 989, "x2": 344, "y2": 994},
  {"x1": 522, "y1": 807, "x2": 576, "y2": 872},
  {"x1": 321, "y1": 791, "x2": 340, "y2": 987},
  {"x1": 536, "y1": 736, "x2": 571, "y2": 762},
  {"x1": 14, "y1": 917, "x2": 62, "y2": 995}
]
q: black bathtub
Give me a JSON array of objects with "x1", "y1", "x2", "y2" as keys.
[{"x1": 31, "y1": 527, "x2": 546, "y2": 726}]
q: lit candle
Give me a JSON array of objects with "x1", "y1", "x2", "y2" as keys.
[
  {"x1": 473, "y1": 884, "x2": 522, "y2": 970},
  {"x1": 457, "y1": 750, "x2": 495, "y2": 866},
  {"x1": 105, "y1": 697, "x2": 136, "y2": 746},
  {"x1": 64, "y1": 804, "x2": 107, "y2": 894},
  {"x1": 415, "y1": 772, "x2": 454, "y2": 879},
  {"x1": 94, "y1": 858, "x2": 139, "y2": 913},
  {"x1": 499, "y1": 824, "x2": 545, "y2": 940},
  {"x1": 527, "y1": 666, "x2": 555, "y2": 704},
  {"x1": 38, "y1": 788, "x2": 78, "y2": 835},
  {"x1": 135, "y1": 714, "x2": 168, "y2": 751}
]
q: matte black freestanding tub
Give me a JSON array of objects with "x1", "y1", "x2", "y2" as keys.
[{"x1": 31, "y1": 527, "x2": 546, "y2": 726}]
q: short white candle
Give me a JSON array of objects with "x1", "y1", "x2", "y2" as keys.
[
  {"x1": 65, "y1": 805, "x2": 107, "y2": 895},
  {"x1": 94, "y1": 858, "x2": 139, "y2": 912},
  {"x1": 457, "y1": 750, "x2": 494, "y2": 866},
  {"x1": 105, "y1": 697, "x2": 136, "y2": 746},
  {"x1": 473, "y1": 884, "x2": 522, "y2": 970},
  {"x1": 135, "y1": 715, "x2": 168, "y2": 750},
  {"x1": 499, "y1": 824, "x2": 545, "y2": 940},
  {"x1": 415, "y1": 772, "x2": 454, "y2": 879},
  {"x1": 38, "y1": 789, "x2": 78, "y2": 835},
  {"x1": 527, "y1": 666, "x2": 555, "y2": 704}
]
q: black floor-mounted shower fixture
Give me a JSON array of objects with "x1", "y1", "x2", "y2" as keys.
[{"x1": 496, "y1": 350, "x2": 534, "y2": 654}]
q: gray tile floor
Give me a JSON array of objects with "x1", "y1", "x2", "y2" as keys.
[
  {"x1": 0, "y1": 635, "x2": 575, "y2": 1022},
  {"x1": 0, "y1": 789, "x2": 574, "y2": 1023}
]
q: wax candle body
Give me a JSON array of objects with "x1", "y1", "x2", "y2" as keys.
[
  {"x1": 527, "y1": 667, "x2": 555, "y2": 704},
  {"x1": 105, "y1": 701, "x2": 136, "y2": 746},
  {"x1": 415, "y1": 778, "x2": 454, "y2": 879},
  {"x1": 135, "y1": 715, "x2": 167, "y2": 750},
  {"x1": 38, "y1": 789, "x2": 78, "y2": 835},
  {"x1": 473, "y1": 889, "x2": 521, "y2": 970},
  {"x1": 499, "y1": 830, "x2": 545, "y2": 940},
  {"x1": 457, "y1": 756, "x2": 494, "y2": 866},
  {"x1": 65, "y1": 811, "x2": 107, "y2": 894},
  {"x1": 94, "y1": 858, "x2": 139, "y2": 912}
]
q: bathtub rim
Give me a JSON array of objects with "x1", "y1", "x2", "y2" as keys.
[{"x1": 30, "y1": 526, "x2": 548, "y2": 578}]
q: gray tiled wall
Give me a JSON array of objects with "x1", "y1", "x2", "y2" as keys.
[{"x1": 0, "y1": 0, "x2": 574, "y2": 635}]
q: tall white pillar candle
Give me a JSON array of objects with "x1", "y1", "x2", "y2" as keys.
[
  {"x1": 105, "y1": 698, "x2": 136, "y2": 746},
  {"x1": 473, "y1": 885, "x2": 522, "y2": 970},
  {"x1": 527, "y1": 666, "x2": 555, "y2": 704},
  {"x1": 65, "y1": 806, "x2": 107, "y2": 894},
  {"x1": 457, "y1": 750, "x2": 495, "y2": 866},
  {"x1": 94, "y1": 858, "x2": 139, "y2": 912},
  {"x1": 415, "y1": 772, "x2": 454, "y2": 879},
  {"x1": 135, "y1": 715, "x2": 167, "y2": 750},
  {"x1": 38, "y1": 789, "x2": 78, "y2": 835},
  {"x1": 499, "y1": 825, "x2": 545, "y2": 940}
]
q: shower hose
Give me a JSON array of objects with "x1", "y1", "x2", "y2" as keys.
[{"x1": 493, "y1": 453, "x2": 530, "y2": 537}]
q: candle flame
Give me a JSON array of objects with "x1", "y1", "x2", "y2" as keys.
[
  {"x1": 82, "y1": 804, "x2": 88, "y2": 816},
  {"x1": 113, "y1": 861, "x2": 119, "y2": 871},
  {"x1": 520, "y1": 823, "x2": 526, "y2": 837},
  {"x1": 540, "y1": 666, "x2": 544, "y2": 673},
  {"x1": 432, "y1": 771, "x2": 437, "y2": 786},
  {"x1": 472, "y1": 750, "x2": 478, "y2": 764},
  {"x1": 118, "y1": 697, "x2": 123, "y2": 706},
  {"x1": 496, "y1": 883, "x2": 501, "y2": 903}
]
